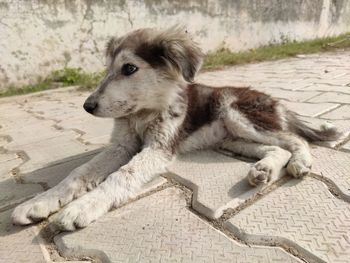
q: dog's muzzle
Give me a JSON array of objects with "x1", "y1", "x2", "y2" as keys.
[{"x1": 83, "y1": 97, "x2": 98, "y2": 114}]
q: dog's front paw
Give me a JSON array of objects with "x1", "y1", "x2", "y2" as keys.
[
  {"x1": 247, "y1": 161, "x2": 272, "y2": 186},
  {"x1": 11, "y1": 185, "x2": 76, "y2": 225},
  {"x1": 287, "y1": 158, "x2": 311, "y2": 178},
  {"x1": 12, "y1": 194, "x2": 62, "y2": 225},
  {"x1": 52, "y1": 192, "x2": 108, "y2": 231}
]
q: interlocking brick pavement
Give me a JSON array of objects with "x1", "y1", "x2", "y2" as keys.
[
  {"x1": 0, "y1": 210, "x2": 46, "y2": 263},
  {"x1": 308, "y1": 92, "x2": 350, "y2": 104},
  {"x1": 311, "y1": 147, "x2": 350, "y2": 200},
  {"x1": 225, "y1": 177, "x2": 350, "y2": 263},
  {"x1": 167, "y1": 150, "x2": 286, "y2": 219},
  {"x1": 342, "y1": 142, "x2": 350, "y2": 151},
  {"x1": 55, "y1": 188, "x2": 302, "y2": 263},
  {"x1": 1, "y1": 51, "x2": 350, "y2": 262},
  {"x1": 320, "y1": 105, "x2": 350, "y2": 120},
  {"x1": 297, "y1": 116, "x2": 350, "y2": 147},
  {"x1": 279, "y1": 101, "x2": 339, "y2": 117}
]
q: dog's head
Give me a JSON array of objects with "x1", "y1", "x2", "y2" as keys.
[{"x1": 83, "y1": 27, "x2": 203, "y2": 118}]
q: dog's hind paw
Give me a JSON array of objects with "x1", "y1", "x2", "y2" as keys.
[
  {"x1": 287, "y1": 159, "x2": 311, "y2": 178},
  {"x1": 247, "y1": 161, "x2": 272, "y2": 186}
]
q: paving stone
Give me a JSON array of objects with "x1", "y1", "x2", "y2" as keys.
[
  {"x1": 0, "y1": 153, "x2": 22, "y2": 181},
  {"x1": 0, "y1": 209, "x2": 47, "y2": 263},
  {"x1": 225, "y1": 177, "x2": 350, "y2": 263},
  {"x1": 342, "y1": 142, "x2": 350, "y2": 151},
  {"x1": 297, "y1": 116, "x2": 350, "y2": 147},
  {"x1": 320, "y1": 105, "x2": 350, "y2": 119},
  {"x1": 311, "y1": 146, "x2": 350, "y2": 200},
  {"x1": 55, "y1": 187, "x2": 301, "y2": 263},
  {"x1": 0, "y1": 141, "x2": 43, "y2": 209},
  {"x1": 7, "y1": 132, "x2": 100, "y2": 174},
  {"x1": 22, "y1": 149, "x2": 101, "y2": 188},
  {"x1": 0, "y1": 137, "x2": 9, "y2": 147},
  {"x1": 57, "y1": 117, "x2": 113, "y2": 145},
  {"x1": 308, "y1": 92, "x2": 350, "y2": 104},
  {"x1": 167, "y1": 150, "x2": 284, "y2": 219},
  {"x1": 281, "y1": 101, "x2": 339, "y2": 117},
  {"x1": 254, "y1": 81, "x2": 312, "y2": 91},
  {"x1": 302, "y1": 84, "x2": 350, "y2": 94},
  {"x1": 260, "y1": 88, "x2": 320, "y2": 102},
  {"x1": 1, "y1": 117, "x2": 102, "y2": 174},
  {"x1": 0, "y1": 177, "x2": 43, "y2": 210},
  {"x1": 0, "y1": 103, "x2": 45, "y2": 132},
  {"x1": 19, "y1": 95, "x2": 113, "y2": 146}
]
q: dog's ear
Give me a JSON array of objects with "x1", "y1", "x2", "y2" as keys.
[
  {"x1": 156, "y1": 27, "x2": 204, "y2": 82},
  {"x1": 105, "y1": 36, "x2": 123, "y2": 58}
]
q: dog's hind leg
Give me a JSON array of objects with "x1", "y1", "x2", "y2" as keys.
[
  {"x1": 12, "y1": 120, "x2": 139, "y2": 225},
  {"x1": 221, "y1": 139, "x2": 291, "y2": 186},
  {"x1": 223, "y1": 106, "x2": 312, "y2": 180},
  {"x1": 275, "y1": 133, "x2": 313, "y2": 178}
]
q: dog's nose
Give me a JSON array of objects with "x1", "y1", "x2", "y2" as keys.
[{"x1": 83, "y1": 99, "x2": 98, "y2": 114}]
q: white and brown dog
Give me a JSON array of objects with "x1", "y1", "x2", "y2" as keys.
[{"x1": 12, "y1": 27, "x2": 339, "y2": 230}]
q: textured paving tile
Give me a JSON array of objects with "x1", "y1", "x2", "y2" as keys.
[
  {"x1": 297, "y1": 116, "x2": 350, "y2": 147},
  {"x1": 0, "y1": 89, "x2": 112, "y2": 175},
  {"x1": 261, "y1": 88, "x2": 320, "y2": 102},
  {"x1": 281, "y1": 101, "x2": 339, "y2": 117},
  {"x1": 18, "y1": 94, "x2": 113, "y2": 146},
  {"x1": 302, "y1": 84, "x2": 350, "y2": 94},
  {"x1": 225, "y1": 177, "x2": 350, "y2": 263},
  {"x1": 311, "y1": 146, "x2": 350, "y2": 200},
  {"x1": 0, "y1": 138, "x2": 43, "y2": 209},
  {"x1": 0, "y1": 178, "x2": 43, "y2": 210},
  {"x1": 254, "y1": 81, "x2": 312, "y2": 91},
  {"x1": 320, "y1": 105, "x2": 350, "y2": 120},
  {"x1": 167, "y1": 151, "x2": 284, "y2": 219},
  {"x1": 55, "y1": 188, "x2": 301, "y2": 263},
  {"x1": 0, "y1": 113, "x2": 102, "y2": 174},
  {"x1": 0, "y1": 209, "x2": 47, "y2": 263},
  {"x1": 308, "y1": 92, "x2": 350, "y2": 104},
  {"x1": 342, "y1": 141, "x2": 350, "y2": 151},
  {"x1": 22, "y1": 149, "x2": 101, "y2": 188},
  {"x1": 10, "y1": 133, "x2": 100, "y2": 174},
  {"x1": 0, "y1": 152, "x2": 22, "y2": 180}
]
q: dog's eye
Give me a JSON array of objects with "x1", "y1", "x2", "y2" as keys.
[{"x1": 121, "y1": 63, "x2": 138, "y2": 76}]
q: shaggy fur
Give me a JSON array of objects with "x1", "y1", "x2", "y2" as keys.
[{"x1": 12, "y1": 27, "x2": 340, "y2": 230}]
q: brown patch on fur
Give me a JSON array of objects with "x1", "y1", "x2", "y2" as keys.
[
  {"x1": 182, "y1": 84, "x2": 220, "y2": 134},
  {"x1": 230, "y1": 87, "x2": 282, "y2": 131},
  {"x1": 135, "y1": 42, "x2": 166, "y2": 68}
]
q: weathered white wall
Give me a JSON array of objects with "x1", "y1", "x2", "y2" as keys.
[{"x1": 0, "y1": 0, "x2": 350, "y2": 90}]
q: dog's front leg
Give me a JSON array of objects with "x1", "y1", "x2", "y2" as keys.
[
  {"x1": 12, "y1": 137, "x2": 140, "y2": 225},
  {"x1": 52, "y1": 146, "x2": 173, "y2": 231}
]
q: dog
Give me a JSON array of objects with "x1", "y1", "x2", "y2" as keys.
[{"x1": 12, "y1": 27, "x2": 340, "y2": 231}]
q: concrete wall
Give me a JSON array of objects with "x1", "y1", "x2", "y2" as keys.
[{"x1": 0, "y1": 0, "x2": 350, "y2": 90}]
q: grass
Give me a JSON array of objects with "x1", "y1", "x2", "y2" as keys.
[
  {"x1": 1, "y1": 33, "x2": 349, "y2": 98},
  {"x1": 202, "y1": 33, "x2": 350, "y2": 70},
  {"x1": 0, "y1": 68, "x2": 105, "y2": 98}
]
